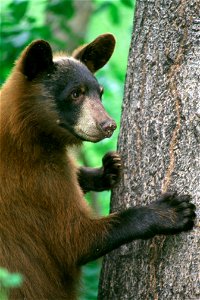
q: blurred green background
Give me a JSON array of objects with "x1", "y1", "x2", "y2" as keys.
[{"x1": 0, "y1": 0, "x2": 135, "y2": 299}]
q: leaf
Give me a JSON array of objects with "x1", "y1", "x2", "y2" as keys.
[
  {"x1": 47, "y1": 0, "x2": 75, "y2": 19},
  {"x1": 9, "y1": 0, "x2": 29, "y2": 22},
  {"x1": 121, "y1": 0, "x2": 133, "y2": 8},
  {"x1": 109, "y1": 3, "x2": 120, "y2": 24},
  {"x1": 0, "y1": 268, "x2": 23, "y2": 288}
]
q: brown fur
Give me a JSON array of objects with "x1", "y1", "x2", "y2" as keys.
[{"x1": 0, "y1": 44, "x2": 115, "y2": 299}]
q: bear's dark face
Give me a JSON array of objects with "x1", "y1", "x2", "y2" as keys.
[
  {"x1": 19, "y1": 34, "x2": 116, "y2": 143},
  {"x1": 43, "y1": 57, "x2": 116, "y2": 142}
]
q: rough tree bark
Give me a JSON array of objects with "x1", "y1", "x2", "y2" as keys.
[{"x1": 98, "y1": 1, "x2": 200, "y2": 299}]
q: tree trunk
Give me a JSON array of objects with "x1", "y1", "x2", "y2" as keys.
[{"x1": 98, "y1": 1, "x2": 200, "y2": 299}]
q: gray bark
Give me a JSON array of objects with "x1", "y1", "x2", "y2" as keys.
[{"x1": 98, "y1": 1, "x2": 200, "y2": 299}]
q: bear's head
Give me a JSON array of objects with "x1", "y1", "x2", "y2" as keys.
[{"x1": 15, "y1": 34, "x2": 117, "y2": 145}]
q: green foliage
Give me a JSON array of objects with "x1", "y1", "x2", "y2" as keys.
[
  {"x1": 0, "y1": 268, "x2": 23, "y2": 300},
  {"x1": 121, "y1": 0, "x2": 133, "y2": 8},
  {"x1": 0, "y1": 0, "x2": 135, "y2": 299},
  {"x1": 80, "y1": 261, "x2": 102, "y2": 300},
  {"x1": 9, "y1": 0, "x2": 29, "y2": 20},
  {"x1": 46, "y1": 0, "x2": 74, "y2": 18}
]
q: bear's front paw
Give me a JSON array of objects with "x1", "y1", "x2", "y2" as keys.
[
  {"x1": 151, "y1": 192, "x2": 196, "y2": 235},
  {"x1": 102, "y1": 151, "x2": 122, "y2": 189}
]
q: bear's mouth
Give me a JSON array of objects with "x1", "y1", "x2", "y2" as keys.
[
  {"x1": 75, "y1": 128, "x2": 109, "y2": 142},
  {"x1": 59, "y1": 122, "x2": 108, "y2": 142}
]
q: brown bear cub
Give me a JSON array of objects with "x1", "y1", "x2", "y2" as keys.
[{"x1": 0, "y1": 34, "x2": 196, "y2": 299}]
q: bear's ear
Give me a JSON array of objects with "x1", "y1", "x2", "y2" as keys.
[
  {"x1": 21, "y1": 40, "x2": 53, "y2": 80},
  {"x1": 72, "y1": 33, "x2": 116, "y2": 73}
]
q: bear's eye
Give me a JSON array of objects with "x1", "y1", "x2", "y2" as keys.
[
  {"x1": 71, "y1": 89, "x2": 81, "y2": 99},
  {"x1": 70, "y1": 87, "x2": 86, "y2": 100}
]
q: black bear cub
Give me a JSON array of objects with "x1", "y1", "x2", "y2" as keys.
[{"x1": 0, "y1": 34, "x2": 196, "y2": 300}]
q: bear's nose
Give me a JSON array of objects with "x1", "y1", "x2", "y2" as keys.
[{"x1": 99, "y1": 119, "x2": 117, "y2": 137}]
